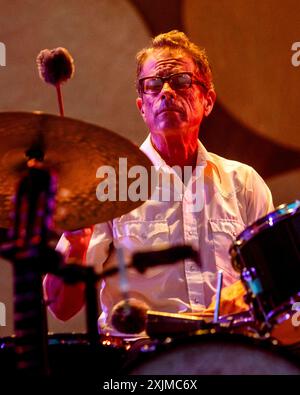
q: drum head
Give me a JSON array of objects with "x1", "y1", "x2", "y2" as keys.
[{"x1": 128, "y1": 333, "x2": 300, "y2": 375}]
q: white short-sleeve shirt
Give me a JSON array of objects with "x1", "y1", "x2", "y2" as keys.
[{"x1": 56, "y1": 135, "x2": 274, "y2": 336}]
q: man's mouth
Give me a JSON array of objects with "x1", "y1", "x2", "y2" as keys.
[{"x1": 157, "y1": 108, "x2": 182, "y2": 115}]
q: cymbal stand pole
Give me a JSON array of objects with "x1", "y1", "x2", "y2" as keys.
[
  {"x1": 116, "y1": 247, "x2": 130, "y2": 301},
  {"x1": 214, "y1": 270, "x2": 223, "y2": 323},
  {"x1": 85, "y1": 267, "x2": 99, "y2": 346},
  {"x1": 55, "y1": 264, "x2": 100, "y2": 346},
  {"x1": 6, "y1": 167, "x2": 58, "y2": 376}
]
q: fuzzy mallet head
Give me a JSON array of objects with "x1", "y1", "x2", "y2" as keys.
[{"x1": 36, "y1": 47, "x2": 75, "y2": 85}]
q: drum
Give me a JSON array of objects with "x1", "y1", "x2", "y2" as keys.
[
  {"x1": 126, "y1": 332, "x2": 300, "y2": 375},
  {"x1": 230, "y1": 201, "x2": 300, "y2": 330},
  {"x1": 0, "y1": 333, "x2": 127, "y2": 377}
]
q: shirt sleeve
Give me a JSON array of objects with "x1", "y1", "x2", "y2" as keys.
[
  {"x1": 85, "y1": 222, "x2": 113, "y2": 269},
  {"x1": 245, "y1": 167, "x2": 274, "y2": 226},
  {"x1": 55, "y1": 222, "x2": 113, "y2": 270}
]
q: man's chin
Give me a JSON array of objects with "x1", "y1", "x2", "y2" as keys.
[
  {"x1": 154, "y1": 128, "x2": 182, "y2": 137},
  {"x1": 155, "y1": 120, "x2": 185, "y2": 134}
]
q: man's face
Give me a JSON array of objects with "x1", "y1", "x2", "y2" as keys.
[{"x1": 136, "y1": 49, "x2": 214, "y2": 138}]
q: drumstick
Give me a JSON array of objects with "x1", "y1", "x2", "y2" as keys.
[
  {"x1": 214, "y1": 270, "x2": 223, "y2": 323},
  {"x1": 55, "y1": 84, "x2": 64, "y2": 117}
]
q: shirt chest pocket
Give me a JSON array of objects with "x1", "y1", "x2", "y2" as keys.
[
  {"x1": 114, "y1": 220, "x2": 170, "y2": 251},
  {"x1": 209, "y1": 219, "x2": 244, "y2": 283}
]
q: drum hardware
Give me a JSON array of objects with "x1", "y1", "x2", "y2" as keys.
[
  {"x1": 110, "y1": 248, "x2": 145, "y2": 335},
  {"x1": 213, "y1": 270, "x2": 223, "y2": 323},
  {"x1": 0, "y1": 333, "x2": 128, "y2": 378},
  {"x1": 216, "y1": 312, "x2": 258, "y2": 334},
  {"x1": 145, "y1": 309, "x2": 259, "y2": 339},
  {"x1": 58, "y1": 243, "x2": 198, "y2": 298},
  {"x1": 230, "y1": 200, "x2": 300, "y2": 346},
  {"x1": 58, "y1": 245, "x2": 199, "y2": 284},
  {"x1": 59, "y1": 245, "x2": 199, "y2": 336},
  {"x1": 111, "y1": 245, "x2": 200, "y2": 334},
  {"x1": 145, "y1": 310, "x2": 213, "y2": 338},
  {"x1": 241, "y1": 267, "x2": 272, "y2": 330},
  {"x1": 131, "y1": 245, "x2": 200, "y2": 273},
  {"x1": 231, "y1": 243, "x2": 270, "y2": 328},
  {"x1": 0, "y1": 111, "x2": 154, "y2": 376},
  {"x1": 0, "y1": 166, "x2": 60, "y2": 376},
  {"x1": 267, "y1": 297, "x2": 300, "y2": 325}
]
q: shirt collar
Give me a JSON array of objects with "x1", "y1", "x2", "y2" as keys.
[{"x1": 140, "y1": 134, "x2": 221, "y2": 181}]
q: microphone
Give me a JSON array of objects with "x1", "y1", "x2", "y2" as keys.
[{"x1": 111, "y1": 298, "x2": 149, "y2": 334}]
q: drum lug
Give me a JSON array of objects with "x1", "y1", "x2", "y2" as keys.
[
  {"x1": 241, "y1": 268, "x2": 272, "y2": 331},
  {"x1": 242, "y1": 268, "x2": 262, "y2": 296},
  {"x1": 230, "y1": 240, "x2": 244, "y2": 272}
]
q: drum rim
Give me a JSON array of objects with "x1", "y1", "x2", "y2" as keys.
[
  {"x1": 0, "y1": 332, "x2": 126, "y2": 349},
  {"x1": 231, "y1": 200, "x2": 300, "y2": 251}
]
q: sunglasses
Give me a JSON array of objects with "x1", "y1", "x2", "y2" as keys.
[{"x1": 139, "y1": 72, "x2": 206, "y2": 95}]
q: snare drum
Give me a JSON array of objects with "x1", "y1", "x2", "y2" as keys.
[
  {"x1": 126, "y1": 332, "x2": 300, "y2": 375},
  {"x1": 0, "y1": 333, "x2": 127, "y2": 377},
  {"x1": 230, "y1": 201, "x2": 300, "y2": 328}
]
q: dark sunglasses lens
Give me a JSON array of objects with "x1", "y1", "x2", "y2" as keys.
[
  {"x1": 170, "y1": 74, "x2": 192, "y2": 89},
  {"x1": 143, "y1": 78, "x2": 163, "y2": 93}
]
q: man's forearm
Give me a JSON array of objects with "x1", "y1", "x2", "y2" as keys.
[{"x1": 44, "y1": 273, "x2": 85, "y2": 321}]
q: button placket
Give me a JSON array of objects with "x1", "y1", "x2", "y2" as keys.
[{"x1": 182, "y1": 199, "x2": 204, "y2": 308}]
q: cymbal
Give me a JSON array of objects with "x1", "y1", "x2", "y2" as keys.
[{"x1": 0, "y1": 111, "x2": 153, "y2": 231}]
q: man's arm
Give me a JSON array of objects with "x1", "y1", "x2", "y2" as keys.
[{"x1": 44, "y1": 223, "x2": 113, "y2": 321}]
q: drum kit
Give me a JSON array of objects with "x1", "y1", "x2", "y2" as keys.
[{"x1": 0, "y1": 110, "x2": 300, "y2": 377}]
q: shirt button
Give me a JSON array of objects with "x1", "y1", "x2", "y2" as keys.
[
  {"x1": 193, "y1": 297, "x2": 200, "y2": 304},
  {"x1": 188, "y1": 230, "x2": 193, "y2": 236},
  {"x1": 190, "y1": 265, "x2": 195, "y2": 271}
]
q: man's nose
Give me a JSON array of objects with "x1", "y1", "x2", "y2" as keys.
[{"x1": 161, "y1": 81, "x2": 175, "y2": 98}]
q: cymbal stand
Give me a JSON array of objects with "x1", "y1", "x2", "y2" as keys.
[
  {"x1": 213, "y1": 270, "x2": 223, "y2": 323},
  {"x1": 0, "y1": 166, "x2": 61, "y2": 376}
]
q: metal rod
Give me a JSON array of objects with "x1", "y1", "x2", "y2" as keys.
[{"x1": 214, "y1": 270, "x2": 223, "y2": 323}]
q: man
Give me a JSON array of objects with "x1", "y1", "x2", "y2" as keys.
[{"x1": 44, "y1": 30, "x2": 273, "y2": 336}]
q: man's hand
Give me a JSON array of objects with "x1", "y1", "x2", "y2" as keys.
[
  {"x1": 205, "y1": 280, "x2": 249, "y2": 316},
  {"x1": 183, "y1": 280, "x2": 249, "y2": 318}
]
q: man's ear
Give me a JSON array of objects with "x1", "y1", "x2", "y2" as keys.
[
  {"x1": 203, "y1": 89, "x2": 217, "y2": 117},
  {"x1": 136, "y1": 97, "x2": 147, "y2": 122}
]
